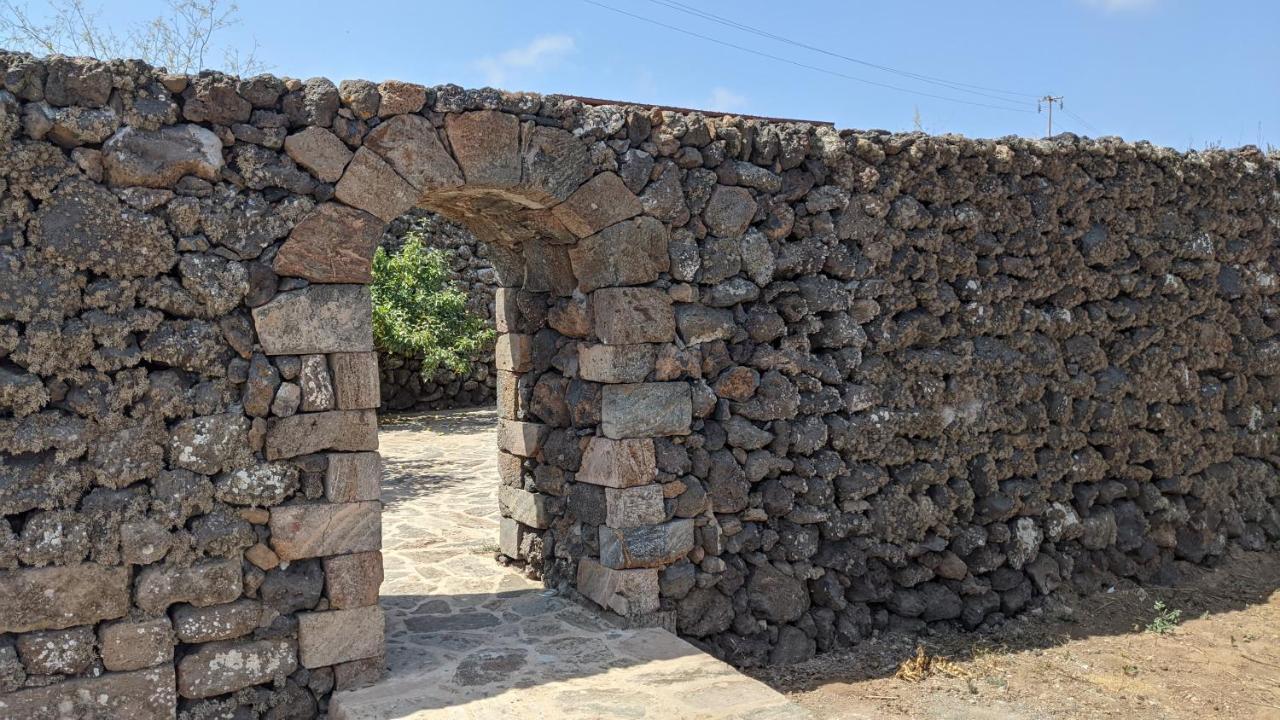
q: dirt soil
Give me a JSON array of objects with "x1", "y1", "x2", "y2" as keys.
[{"x1": 749, "y1": 548, "x2": 1280, "y2": 719}]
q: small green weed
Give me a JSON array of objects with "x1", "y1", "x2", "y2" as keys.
[{"x1": 1145, "y1": 600, "x2": 1182, "y2": 635}]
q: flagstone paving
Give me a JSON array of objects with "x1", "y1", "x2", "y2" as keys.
[{"x1": 329, "y1": 407, "x2": 810, "y2": 720}]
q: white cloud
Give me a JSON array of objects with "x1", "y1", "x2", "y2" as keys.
[
  {"x1": 706, "y1": 87, "x2": 748, "y2": 112},
  {"x1": 476, "y1": 34, "x2": 575, "y2": 87},
  {"x1": 1081, "y1": 0, "x2": 1157, "y2": 11}
]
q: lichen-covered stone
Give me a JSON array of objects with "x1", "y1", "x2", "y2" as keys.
[
  {"x1": 29, "y1": 178, "x2": 176, "y2": 279},
  {"x1": 177, "y1": 639, "x2": 296, "y2": 699},
  {"x1": 134, "y1": 558, "x2": 243, "y2": 614},
  {"x1": 99, "y1": 618, "x2": 174, "y2": 672},
  {"x1": 252, "y1": 285, "x2": 374, "y2": 355}
]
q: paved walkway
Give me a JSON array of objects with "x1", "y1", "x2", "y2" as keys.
[{"x1": 329, "y1": 408, "x2": 809, "y2": 720}]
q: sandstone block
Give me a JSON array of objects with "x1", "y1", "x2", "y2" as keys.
[
  {"x1": 493, "y1": 287, "x2": 520, "y2": 333},
  {"x1": 577, "y1": 437, "x2": 657, "y2": 488},
  {"x1": 601, "y1": 383, "x2": 693, "y2": 439},
  {"x1": 325, "y1": 451, "x2": 383, "y2": 502},
  {"x1": 300, "y1": 354, "x2": 335, "y2": 412},
  {"x1": 494, "y1": 333, "x2": 532, "y2": 372},
  {"x1": 0, "y1": 665, "x2": 176, "y2": 719},
  {"x1": 330, "y1": 352, "x2": 381, "y2": 409},
  {"x1": 177, "y1": 639, "x2": 296, "y2": 698},
  {"x1": 445, "y1": 110, "x2": 520, "y2": 187},
  {"x1": 498, "y1": 486, "x2": 553, "y2": 529},
  {"x1": 499, "y1": 517, "x2": 527, "y2": 559},
  {"x1": 364, "y1": 113, "x2": 463, "y2": 191},
  {"x1": 576, "y1": 558, "x2": 660, "y2": 616},
  {"x1": 134, "y1": 558, "x2": 243, "y2": 614},
  {"x1": 333, "y1": 654, "x2": 386, "y2": 691},
  {"x1": 377, "y1": 80, "x2": 426, "y2": 116},
  {"x1": 245, "y1": 543, "x2": 280, "y2": 571},
  {"x1": 284, "y1": 127, "x2": 353, "y2": 182},
  {"x1": 102, "y1": 124, "x2": 223, "y2": 188},
  {"x1": 552, "y1": 172, "x2": 642, "y2": 238},
  {"x1": 334, "y1": 147, "x2": 418, "y2": 222},
  {"x1": 569, "y1": 216, "x2": 670, "y2": 292},
  {"x1": 269, "y1": 501, "x2": 382, "y2": 560},
  {"x1": 521, "y1": 124, "x2": 594, "y2": 204},
  {"x1": 606, "y1": 485, "x2": 667, "y2": 528},
  {"x1": 266, "y1": 409, "x2": 378, "y2": 460},
  {"x1": 599, "y1": 519, "x2": 695, "y2": 569},
  {"x1": 496, "y1": 369, "x2": 527, "y2": 420},
  {"x1": 173, "y1": 599, "x2": 261, "y2": 643},
  {"x1": 497, "y1": 419, "x2": 547, "y2": 457},
  {"x1": 593, "y1": 287, "x2": 675, "y2": 345},
  {"x1": 578, "y1": 343, "x2": 657, "y2": 383},
  {"x1": 252, "y1": 284, "x2": 374, "y2": 355},
  {"x1": 99, "y1": 618, "x2": 173, "y2": 672},
  {"x1": 0, "y1": 563, "x2": 129, "y2": 633},
  {"x1": 497, "y1": 450, "x2": 523, "y2": 486},
  {"x1": 273, "y1": 203, "x2": 384, "y2": 284},
  {"x1": 297, "y1": 605, "x2": 385, "y2": 668},
  {"x1": 520, "y1": 235, "x2": 577, "y2": 296},
  {"x1": 323, "y1": 551, "x2": 383, "y2": 609}
]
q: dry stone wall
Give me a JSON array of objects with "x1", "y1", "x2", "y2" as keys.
[
  {"x1": 377, "y1": 210, "x2": 498, "y2": 412},
  {"x1": 1, "y1": 48, "x2": 1280, "y2": 716}
]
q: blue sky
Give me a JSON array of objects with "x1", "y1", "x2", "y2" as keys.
[{"x1": 20, "y1": 0, "x2": 1280, "y2": 148}]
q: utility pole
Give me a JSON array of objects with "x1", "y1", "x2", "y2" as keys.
[{"x1": 1039, "y1": 95, "x2": 1064, "y2": 137}]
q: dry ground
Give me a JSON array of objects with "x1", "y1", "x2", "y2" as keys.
[{"x1": 750, "y1": 548, "x2": 1280, "y2": 720}]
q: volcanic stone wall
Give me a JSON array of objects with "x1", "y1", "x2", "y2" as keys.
[
  {"x1": 2, "y1": 50, "x2": 1280, "y2": 716},
  {"x1": 377, "y1": 210, "x2": 498, "y2": 412}
]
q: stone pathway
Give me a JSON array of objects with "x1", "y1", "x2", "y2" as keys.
[{"x1": 329, "y1": 408, "x2": 810, "y2": 720}]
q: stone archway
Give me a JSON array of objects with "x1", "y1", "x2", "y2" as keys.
[{"x1": 247, "y1": 102, "x2": 695, "y2": 672}]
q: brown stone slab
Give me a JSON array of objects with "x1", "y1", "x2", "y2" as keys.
[
  {"x1": 269, "y1": 501, "x2": 382, "y2": 560},
  {"x1": 551, "y1": 172, "x2": 642, "y2": 238},
  {"x1": 325, "y1": 451, "x2": 382, "y2": 502},
  {"x1": 330, "y1": 352, "x2": 381, "y2": 409},
  {"x1": 0, "y1": 665, "x2": 176, "y2": 719},
  {"x1": 576, "y1": 437, "x2": 657, "y2": 488},
  {"x1": 273, "y1": 202, "x2": 383, "y2": 283},
  {"x1": 593, "y1": 287, "x2": 676, "y2": 345},
  {"x1": 297, "y1": 605, "x2": 386, "y2": 668},
  {"x1": 444, "y1": 110, "x2": 520, "y2": 188},
  {"x1": 323, "y1": 551, "x2": 384, "y2": 609},
  {"x1": 265, "y1": 410, "x2": 378, "y2": 460},
  {"x1": 0, "y1": 563, "x2": 129, "y2": 633},
  {"x1": 334, "y1": 146, "x2": 418, "y2": 222}
]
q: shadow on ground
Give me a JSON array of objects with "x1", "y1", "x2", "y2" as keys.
[
  {"x1": 366, "y1": 407, "x2": 1280, "y2": 719},
  {"x1": 333, "y1": 587, "x2": 809, "y2": 719}
]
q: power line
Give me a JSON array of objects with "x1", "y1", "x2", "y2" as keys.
[
  {"x1": 1060, "y1": 106, "x2": 1100, "y2": 135},
  {"x1": 581, "y1": 0, "x2": 1036, "y2": 114},
  {"x1": 645, "y1": 0, "x2": 1039, "y2": 103}
]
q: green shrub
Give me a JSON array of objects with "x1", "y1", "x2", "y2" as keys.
[{"x1": 370, "y1": 227, "x2": 494, "y2": 375}]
